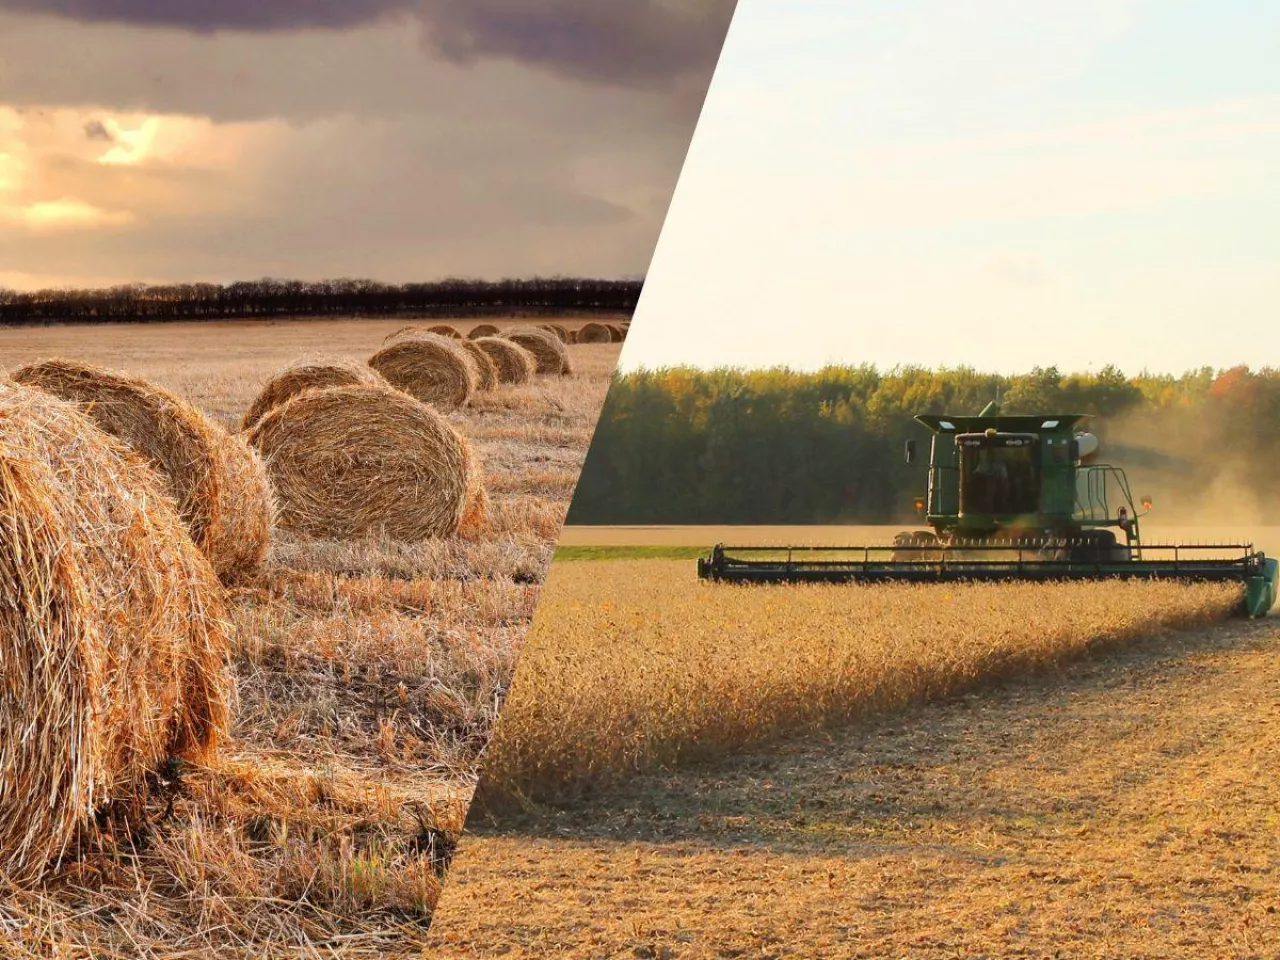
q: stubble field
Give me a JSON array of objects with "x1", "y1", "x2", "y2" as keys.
[
  {"x1": 429, "y1": 552, "x2": 1277, "y2": 957},
  {"x1": 0, "y1": 317, "x2": 622, "y2": 958}
]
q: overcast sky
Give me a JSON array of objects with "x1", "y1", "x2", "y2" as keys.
[
  {"x1": 0, "y1": 0, "x2": 735, "y2": 290},
  {"x1": 620, "y1": 0, "x2": 1280, "y2": 377}
]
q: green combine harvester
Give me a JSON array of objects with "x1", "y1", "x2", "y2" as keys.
[{"x1": 697, "y1": 402, "x2": 1279, "y2": 617}]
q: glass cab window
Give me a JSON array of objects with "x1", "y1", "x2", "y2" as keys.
[{"x1": 958, "y1": 434, "x2": 1039, "y2": 516}]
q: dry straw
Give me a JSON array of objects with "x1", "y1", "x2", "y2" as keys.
[
  {"x1": 13, "y1": 359, "x2": 274, "y2": 582},
  {"x1": 0, "y1": 381, "x2": 231, "y2": 881},
  {"x1": 241, "y1": 356, "x2": 389, "y2": 431},
  {"x1": 468, "y1": 324, "x2": 501, "y2": 339},
  {"x1": 383, "y1": 324, "x2": 462, "y2": 343},
  {"x1": 472, "y1": 336, "x2": 536, "y2": 385},
  {"x1": 502, "y1": 328, "x2": 572, "y2": 376},
  {"x1": 606, "y1": 323, "x2": 627, "y2": 342},
  {"x1": 246, "y1": 383, "x2": 484, "y2": 541},
  {"x1": 368, "y1": 334, "x2": 478, "y2": 410},
  {"x1": 457, "y1": 340, "x2": 499, "y2": 392},
  {"x1": 537, "y1": 323, "x2": 571, "y2": 344},
  {"x1": 457, "y1": 436, "x2": 491, "y2": 540},
  {"x1": 575, "y1": 322, "x2": 612, "y2": 344}
]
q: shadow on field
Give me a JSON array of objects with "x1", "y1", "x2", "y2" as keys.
[{"x1": 465, "y1": 616, "x2": 1279, "y2": 859}]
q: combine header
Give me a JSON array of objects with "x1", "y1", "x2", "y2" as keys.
[{"x1": 697, "y1": 402, "x2": 1278, "y2": 617}]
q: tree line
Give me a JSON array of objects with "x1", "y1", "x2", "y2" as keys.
[
  {"x1": 567, "y1": 363, "x2": 1280, "y2": 525},
  {"x1": 0, "y1": 277, "x2": 641, "y2": 325}
]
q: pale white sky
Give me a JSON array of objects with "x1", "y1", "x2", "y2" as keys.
[{"x1": 620, "y1": 0, "x2": 1280, "y2": 376}]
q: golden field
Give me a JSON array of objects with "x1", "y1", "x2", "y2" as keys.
[
  {"x1": 0, "y1": 317, "x2": 622, "y2": 958},
  {"x1": 428, "y1": 556, "x2": 1279, "y2": 957},
  {"x1": 476, "y1": 560, "x2": 1242, "y2": 804}
]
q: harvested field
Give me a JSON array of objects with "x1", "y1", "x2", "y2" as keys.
[
  {"x1": 435, "y1": 614, "x2": 1280, "y2": 958},
  {"x1": 432, "y1": 557, "x2": 1271, "y2": 957},
  {"x1": 0, "y1": 317, "x2": 622, "y2": 956}
]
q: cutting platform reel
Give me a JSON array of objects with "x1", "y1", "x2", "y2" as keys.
[{"x1": 696, "y1": 540, "x2": 1279, "y2": 617}]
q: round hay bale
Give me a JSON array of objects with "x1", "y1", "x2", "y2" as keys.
[
  {"x1": 537, "y1": 323, "x2": 571, "y2": 344},
  {"x1": 606, "y1": 323, "x2": 626, "y2": 342},
  {"x1": 242, "y1": 356, "x2": 388, "y2": 431},
  {"x1": 13, "y1": 359, "x2": 274, "y2": 583},
  {"x1": 367, "y1": 334, "x2": 478, "y2": 410},
  {"x1": 457, "y1": 440, "x2": 490, "y2": 540},
  {"x1": 502, "y1": 328, "x2": 572, "y2": 376},
  {"x1": 246, "y1": 384, "x2": 484, "y2": 541},
  {"x1": 0, "y1": 381, "x2": 231, "y2": 881},
  {"x1": 382, "y1": 325, "x2": 421, "y2": 344},
  {"x1": 576, "y1": 321, "x2": 613, "y2": 344},
  {"x1": 468, "y1": 324, "x2": 501, "y2": 340},
  {"x1": 383, "y1": 324, "x2": 464, "y2": 344},
  {"x1": 473, "y1": 336, "x2": 536, "y2": 386},
  {"x1": 457, "y1": 340, "x2": 499, "y2": 392}
]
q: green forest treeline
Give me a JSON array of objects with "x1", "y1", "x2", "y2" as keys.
[{"x1": 566, "y1": 363, "x2": 1277, "y2": 525}]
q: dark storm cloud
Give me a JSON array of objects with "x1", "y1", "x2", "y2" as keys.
[
  {"x1": 0, "y1": 0, "x2": 407, "y2": 32},
  {"x1": 0, "y1": 0, "x2": 736, "y2": 87},
  {"x1": 82, "y1": 118, "x2": 112, "y2": 140},
  {"x1": 418, "y1": 1, "x2": 738, "y2": 87}
]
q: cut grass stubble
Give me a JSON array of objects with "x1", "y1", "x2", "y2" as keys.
[{"x1": 477, "y1": 560, "x2": 1242, "y2": 808}]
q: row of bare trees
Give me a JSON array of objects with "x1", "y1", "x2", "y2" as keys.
[{"x1": 0, "y1": 277, "x2": 642, "y2": 325}]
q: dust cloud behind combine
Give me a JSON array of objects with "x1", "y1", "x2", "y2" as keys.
[{"x1": 1102, "y1": 407, "x2": 1266, "y2": 528}]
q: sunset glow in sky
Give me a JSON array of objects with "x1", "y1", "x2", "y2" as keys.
[{"x1": 0, "y1": 1, "x2": 734, "y2": 290}]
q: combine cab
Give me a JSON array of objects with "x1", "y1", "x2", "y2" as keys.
[{"x1": 697, "y1": 402, "x2": 1279, "y2": 617}]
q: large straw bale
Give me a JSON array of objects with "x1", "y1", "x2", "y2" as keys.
[
  {"x1": 457, "y1": 340, "x2": 499, "y2": 392},
  {"x1": 537, "y1": 323, "x2": 571, "y2": 344},
  {"x1": 246, "y1": 384, "x2": 484, "y2": 541},
  {"x1": 575, "y1": 321, "x2": 612, "y2": 344},
  {"x1": 502, "y1": 328, "x2": 572, "y2": 376},
  {"x1": 382, "y1": 324, "x2": 462, "y2": 343},
  {"x1": 473, "y1": 336, "x2": 536, "y2": 386},
  {"x1": 368, "y1": 334, "x2": 478, "y2": 410},
  {"x1": 457, "y1": 437, "x2": 490, "y2": 540},
  {"x1": 606, "y1": 323, "x2": 626, "y2": 342},
  {"x1": 0, "y1": 381, "x2": 231, "y2": 881},
  {"x1": 468, "y1": 324, "x2": 501, "y2": 339},
  {"x1": 241, "y1": 356, "x2": 387, "y2": 431},
  {"x1": 12, "y1": 359, "x2": 273, "y2": 582}
]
